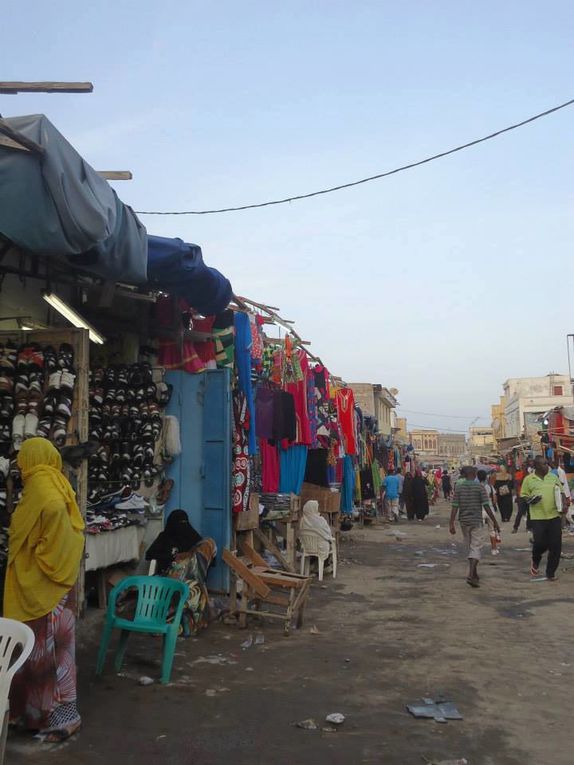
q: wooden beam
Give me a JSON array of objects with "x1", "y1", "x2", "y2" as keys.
[
  {"x1": 222, "y1": 549, "x2": 271, "y2": 599},
  {"x1": 0, "y1": 119, "x2": 44, "y2": 155},
  {"x1": 97, "y1": 171, "x2": 133, "y2": 181},
  {"x1": 0, "y1": 81, "x2": 93, "y2": 94},
  {"x1": 0, "y1": 135, "x2": 29, "y2": 152}
]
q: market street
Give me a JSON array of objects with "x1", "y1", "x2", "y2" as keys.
[{"x1": 9, "y1": 499, "x2": 574, "y2": 765}]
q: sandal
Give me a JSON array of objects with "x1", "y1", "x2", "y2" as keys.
[
  {"x1": 40, "y1": 720, "x2": 82, "y2": 743},
  {"x1": 466, "y1": 577, "x2": 480, "y2": 588}
]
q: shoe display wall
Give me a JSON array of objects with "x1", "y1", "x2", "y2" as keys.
[{"x1": 87, "y1": 362, "x2": 174, "y2": 534}]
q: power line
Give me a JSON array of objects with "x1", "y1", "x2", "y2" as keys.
[
  {"x1": 398, "y1": 408, "x2": 489, "y2": 420},
  {"x1": 135, "y1": 97, "x2": 574, "y2": 216},
  {"x1": 408, "y1": 423, "x2": 469, "y2": 434}
]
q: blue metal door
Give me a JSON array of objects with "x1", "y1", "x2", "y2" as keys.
[{"x1": 165, "y1": 369, "x2": 232, "y2": 590}]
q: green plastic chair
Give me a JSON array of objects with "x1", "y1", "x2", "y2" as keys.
[{"x1": 95, "y1": 575, "x2": 188, "y2": 684}]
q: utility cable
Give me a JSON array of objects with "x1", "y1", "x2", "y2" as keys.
[
  {"x1": 135, "y1": 97, "x2": 574, "y2": 215},
  {"x1": 398, "y1": 409, "x2": 489, "y2": 420}
]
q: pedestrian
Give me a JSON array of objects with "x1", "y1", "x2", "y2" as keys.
[
  {"x1": 4, "y1": 438, "x2": 85, "y2": 740},
  {"x1": 382, "y1": 468, "x2": 401, "y2": 522},
  {"x1": 402, "y1": 472, "x2": 415, "y2": 520},
  {"x1": 412, "y1": 470, "x2": 430, "y2": 521},
  {"x1": 396, "y1": 467, "x2": 405, "y2": 514},
  {"x1": 477, "y1": 469, "x2": 501, "y2": 555},
  {"x1": 494, "y1": 463, "x2": 514, "y2": 522},
  {"x1": 512, "y1": 460, "x2": 533, "y2": 534},
  {"x1": 521, "y1": 455, "x2": 566, "y2": 581},
  {"x1": 449, "y1": 465, "x2": 500, "y2": 587},
  {"x1": 551, "y1": 459, "x2": 572, "y2": 527},
  {"x1": 441, "y1": 470, "x2": 452, "y2": 500}
]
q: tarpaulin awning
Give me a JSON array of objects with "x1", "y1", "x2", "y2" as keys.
[
  {"x1": 0, "y1": 114, "x2": 148, "y2": 284},
  {"x1": 147, "y1": 235, "x2": 232, "y2": 316}
]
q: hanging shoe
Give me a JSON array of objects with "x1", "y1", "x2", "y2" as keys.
[
  {"x1": 12, "y1": 413, "x2": 25, "y2": 450},
  {"x1": 24, "y1": 412, "x2": 38, "y2": 439},
  {"x1": 43, "y1": 346, "x2": 58, "y2": 373}
]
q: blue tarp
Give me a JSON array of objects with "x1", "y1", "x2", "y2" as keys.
[
  {"x1": 0, "y1": 114, "x2": 148, "y2": 284},
  {"x1": 147, "y1": 235, "x2": 232, "y2": 316}
]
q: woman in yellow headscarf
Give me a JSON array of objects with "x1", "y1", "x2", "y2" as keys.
[{"x1": 5, "y1": 438, "x2": 85, "y2": 741}]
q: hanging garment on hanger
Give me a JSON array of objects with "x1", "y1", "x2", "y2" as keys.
[{"x1": 336, "y1": 388, "x2": 357, "y2": 455}]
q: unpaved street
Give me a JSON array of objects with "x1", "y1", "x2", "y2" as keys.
[{"x1": 9, "y1": 500, "x2": 574, "y2": 765}]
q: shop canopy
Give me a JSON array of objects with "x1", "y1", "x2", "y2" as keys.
[
  {"x1": 0, "y1": 114, "x2": 148, "y2": 284},
  {"x1": 0, "y1": 115, "x2": 234, "y2": 312},
  {"x1": 147, "y1": 235, "x2": 232, "y2": 316}
]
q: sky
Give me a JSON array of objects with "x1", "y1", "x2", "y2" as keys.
[{"x1": 3, "y1": 0, "x2": 574, "y2": 433}]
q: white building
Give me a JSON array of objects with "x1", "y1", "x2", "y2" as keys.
[{"x1": 503, "y1": 374, "x2": 573, "y2": 438}]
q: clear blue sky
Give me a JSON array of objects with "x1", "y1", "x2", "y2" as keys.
[{"x1": 3, "y1": 1, "x2": 573, "y2": 432}]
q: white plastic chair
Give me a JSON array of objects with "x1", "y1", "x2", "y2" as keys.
[
  {"x1": 0, "y1": 618, "x2": 35, "y2": 763},
  {"x1": 299, "y1": 532, "x2": 337, "y2": 581}
]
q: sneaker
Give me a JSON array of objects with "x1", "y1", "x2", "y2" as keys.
[
  {"x1": 491, "y1": 548, "x2": 500, "y2": 556},
  {"x1": 115, "y1": 494, "x2": 146, "y2": 511}
]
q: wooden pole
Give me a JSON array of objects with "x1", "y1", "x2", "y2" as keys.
[
  {"x1": 0, "y1": 119, "x2": 44, "y2": 155},
  {"x1": 0, "y1": 81, "x2": 93, "y2": 94},
  {"x1": 97, "y1": 171, "x2": 133, "y2": 181}
]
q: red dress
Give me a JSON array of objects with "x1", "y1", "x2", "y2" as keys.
[{"x1": 336, "y1": 388, "x2": 357, "y2": 455}]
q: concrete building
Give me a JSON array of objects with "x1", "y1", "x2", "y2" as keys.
[
  {"x1": 410, "y1": 429, "x2": 438, "y2": 454},
  {"x1": 348, "y1": 383, "x2": 398, "y2": 436},
  {"x1": 437, "y1": 433, "x2": 467, "y2": 459},
  {"x1": 491, "y1": 398, "x2": 506, "y2": 448},
  {"x1": 395, "y1": 417, "x2": 409, "y2": 443},
  {"x1": 409, "y1": 429, "x2": 466, "y2": 464},
  {"x1": 468, "y1": 426, "x2": 495, "y2": 459},
  {"x1": 503, "y1": 374, "x2": 573, "y2": 438}
]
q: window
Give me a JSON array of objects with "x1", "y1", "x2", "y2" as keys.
[{"x1": 553, "y1": 385, "x2": 564, "y2": 396}]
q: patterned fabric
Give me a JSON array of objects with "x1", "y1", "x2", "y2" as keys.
[
  {"x1": 249, "y1": 314, "x2": 264, "y2": 361},
  {"x1": 306, "y1": 369, "x2": 319, "y2": 449},
  {"x1": 10, "y1": 590, "x2": 80, "y2": 732},
  {"x1": 165, "y1": 539, "x2": 217, "y2": 637},
  {"x1": 232, "y1": 392, "x2": 251, "y2": 513}
]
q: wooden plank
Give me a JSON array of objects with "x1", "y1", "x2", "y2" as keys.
[
  {"x1": 222, "y1": 549, "x2": 271, "y2": 599},
  {"x1": 253, "y1": 527, "x2": 294, "y2": 573},
  {"x1": 97, "y1": 171, "x2": 133, "y2": 181},
  {"x1": 239, "y1": 540, "x2": 267, "y2": 568},
  {"x1": 0, "y1": 135, "x2": 29, "y2": 152},
  {"x1": 0, "y1": 119, "x2": 44, "y2": 155},
  {"x1": 0, "y1": 81, "x2": 93, "y2": 94}
]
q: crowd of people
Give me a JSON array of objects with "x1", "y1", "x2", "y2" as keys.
[{"x1": 381, "y1": 456, "x2": 572, "y2": 588}]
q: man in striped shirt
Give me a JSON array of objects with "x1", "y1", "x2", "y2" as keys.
[{"x1": 450, "y1": 466, "x2": 500, "y2": 587}]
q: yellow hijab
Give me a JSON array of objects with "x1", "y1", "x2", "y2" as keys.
[{"x1": 4, "y1": 438, "x2": 85, "y2": 621}]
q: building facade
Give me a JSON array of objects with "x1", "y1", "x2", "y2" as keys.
[
  {"x1": 437, "y1": 433, "x2": 466, "y2": 458},
  {"x1": 468, "y1": 426, "x2": 495, "y2": 459},
  {"x1": 348, "y1": 382, "x2": 398, "y2": 436},
  {"x1": 410, "y1": 429, "x2": 438, "y2": 454},
  {"x1": 502, "y1": 374, "x2": 573, "y2": 438}
]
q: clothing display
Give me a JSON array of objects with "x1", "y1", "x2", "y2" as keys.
[
  {"x1": 232, "y1": 391, "x2": 251, "y2": 514},
  {"x1": 234, "y1": 312, "x2": 257, "y2": 456}
]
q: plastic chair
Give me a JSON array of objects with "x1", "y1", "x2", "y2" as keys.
[
  {"x1": 299, "y1": 532, "x2": 337, "y2": 581},
  {"x1": 0, "y1": 618, "x2": 35, "y2": 764},
  {"x1": 95, "y1": 576, "x2": 188, "y2": 685}
]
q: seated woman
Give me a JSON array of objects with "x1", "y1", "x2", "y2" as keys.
[
  {"x1": 299, "y1": 500, "x2": 335, "y2": 561},
  {"x1": 146, "y1": 510, "x2": 217, "y2": 637}
]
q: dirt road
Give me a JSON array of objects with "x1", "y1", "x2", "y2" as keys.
[{"x1": 8, "y1": 500, "x2": 574, "y2": 764}]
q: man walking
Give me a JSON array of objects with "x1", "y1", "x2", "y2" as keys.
[
  {"x1": 382, "y1": 469, "x2": 401, "y2": 522},
  {"x1": 449, "y1": 466, "x2": 500, "y2": 587},
  {"x1": 441, "y1": 470, "x2": 452, "y2": 500},
  {"x1": 520, "y1": 456, "x2": 565, "y2": 581}
]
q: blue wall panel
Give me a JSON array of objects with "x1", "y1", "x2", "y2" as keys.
[{"x1": 164, "y1": 369, "x2": 231, "y2": 591}]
